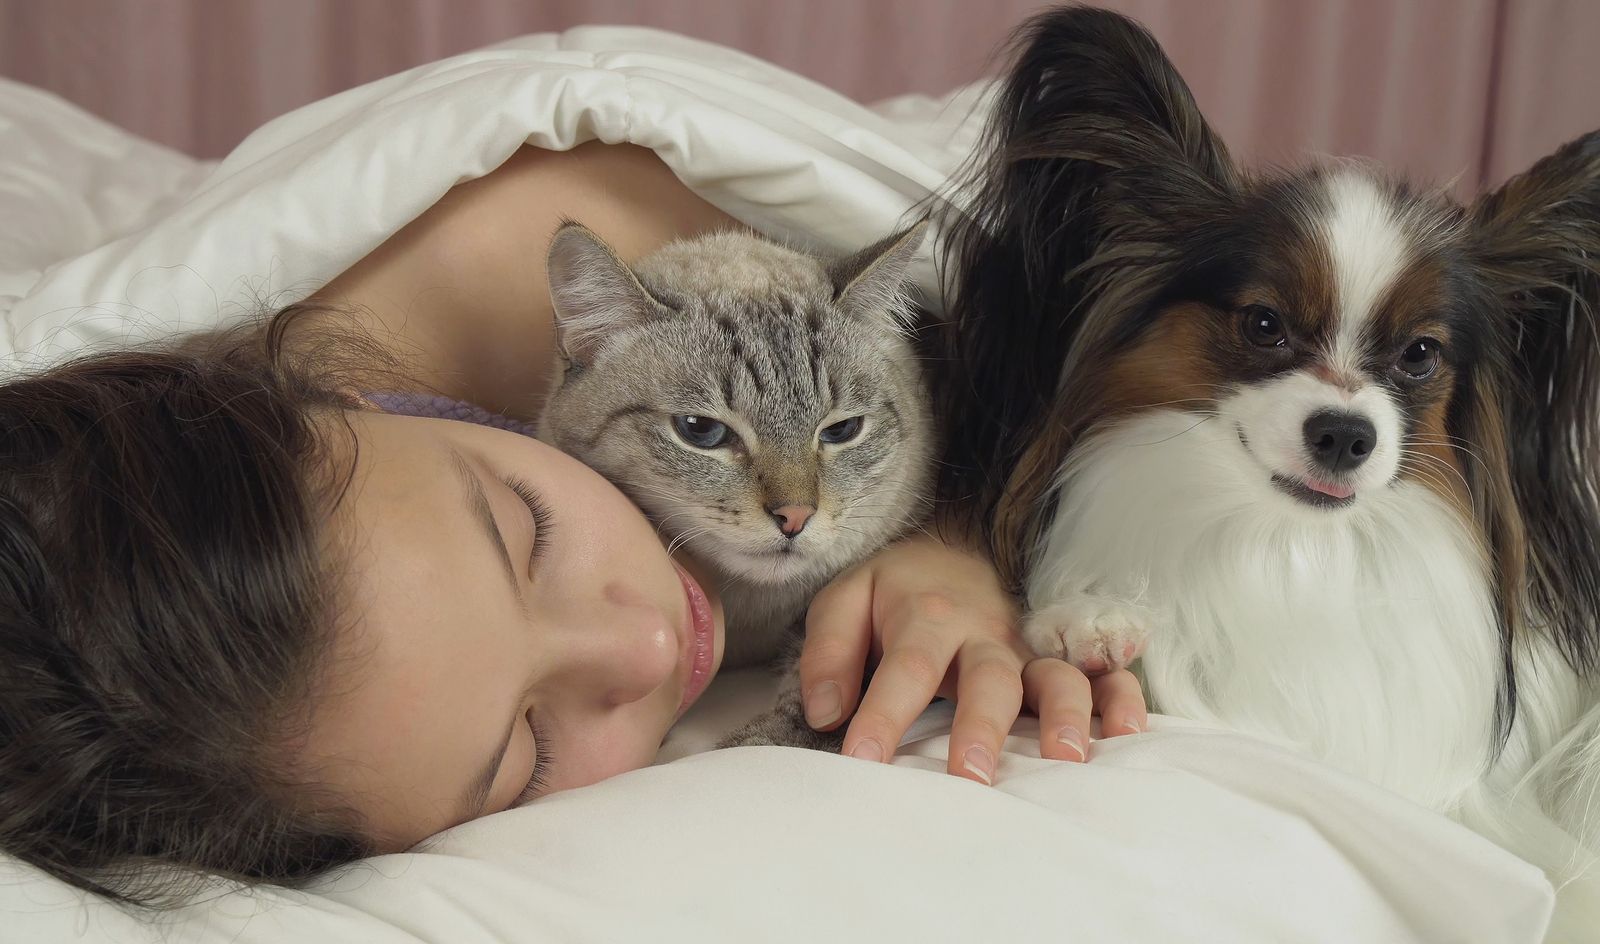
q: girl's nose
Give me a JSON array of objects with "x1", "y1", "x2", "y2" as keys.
[{"x1": 552, "y1": 580, "x2": 680, "y2": 708}]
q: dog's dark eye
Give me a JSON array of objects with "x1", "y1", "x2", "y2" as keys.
[
  {"x1": 819, "y1": 416, "x2": 864, "y2": 445},
  {"x1": 1396, "y1": 338, "x2": 1443, "y2": 380},
  {"x1": 1240, "y1": 305, "x2": 1289, "y2": 349},
  {"x1": 672, "y1": 415, "x2": 732, "y2": 449}
]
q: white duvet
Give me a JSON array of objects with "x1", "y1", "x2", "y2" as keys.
[{"x1": 0, "y1": 27, "x2": 1556, "y2": 943}]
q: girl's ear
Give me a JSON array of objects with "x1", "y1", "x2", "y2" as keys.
[
  {"x1": 828, "y1": 220, "x2": 927, "y2": 332},
  {"x1": 546, "y1": 221, "x2": 667, "y2": 367},
  {"x1": 1470, "y1": 129, "x2": 1600, "y2": 675}
]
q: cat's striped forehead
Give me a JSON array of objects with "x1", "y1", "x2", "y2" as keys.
[
  {"x1": 607, "y1": 226, "x2": 925, "y2": 433},
  {"x1": 658, "y1": 287, "x2": 876, "y2": 423}
]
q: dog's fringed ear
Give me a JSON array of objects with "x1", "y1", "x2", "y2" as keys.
[
  {"x1": 1471, "y1": 130, "x2": 1600, "y2": 675},
  {"x1": 546, "y1": 221, "x2": 669, "y2": 368},
  {"x1": 933, "y1": 6, "x2": 1238, "y2": 586}
]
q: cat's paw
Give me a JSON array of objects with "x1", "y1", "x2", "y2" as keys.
[
  {"x1": 716, "y1": 725, "x2": 782, "y2": 750},
  {"x1": 717, "y1": 711, "x2": 847, "y2": 753},
  {"x1": 1024, "y1": 594, "x2": 1151, "y2": 674}
]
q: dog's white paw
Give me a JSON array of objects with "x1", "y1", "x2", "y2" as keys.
[{"x1": 1024, "y1": 594, "x2": 1150, "y2": 674}]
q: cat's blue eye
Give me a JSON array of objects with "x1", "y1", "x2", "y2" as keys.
[
  {"x1": 672, "y1": 415, "x2": 733, "y2": 449},
  {"x1": 819, "y1": 416, "x2": 864, "y2": 445}
]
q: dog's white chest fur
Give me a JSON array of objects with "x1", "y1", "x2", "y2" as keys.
[{"x1": 1026, "y1": 410, "x2": 1502, "y2": 810}]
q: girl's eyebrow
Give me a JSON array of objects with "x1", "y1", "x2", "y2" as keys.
[{"x1": 446, "y1": 447, "x2": 522, "y2": 606}]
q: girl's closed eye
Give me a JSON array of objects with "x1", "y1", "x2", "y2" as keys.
[
  {"x1": 503, "y1": 474, "x2": 554, "y2": 572},
  {"x1": 515, "y1": 712, "x2": 554, "y2": 807},
  {"x1": 501, "y1": 475, "x2": 554, "y2": 805}
]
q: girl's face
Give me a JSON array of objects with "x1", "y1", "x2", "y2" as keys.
[{"x1": 302, "y1": 411, "x2": 725, "y2": 851}]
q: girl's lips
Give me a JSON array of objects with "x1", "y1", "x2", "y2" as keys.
[{"x1": 673, "y1": 563, "x2": 715, "y2": 714}]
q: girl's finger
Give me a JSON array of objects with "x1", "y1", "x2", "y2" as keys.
[
  {"x1": 1090, "y1": 669, "x2": 1149, "y2": 738},
  {"x1": 841, "y1": 596, "x2": 964, "y2": 763},
  {"x1": 796, "y1": 571, "x2": 875, "y2": 731},
  {"x1": 946, "y1": 640, "x2": 1025, "y2": 784},
  {"x1": 1022, "y1": 657, "x2": 1094, "y2": 762}
]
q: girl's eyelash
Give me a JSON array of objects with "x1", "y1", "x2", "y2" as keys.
[
  {"x1": 515, "y1": 713, "x2": 553, "y2": 807},
  {"x1": 504, "y1": 474, "x2": 555, "y2": 805},
  {"x1": 504, "y1": 475, "x2": 554, "y2": 565}
]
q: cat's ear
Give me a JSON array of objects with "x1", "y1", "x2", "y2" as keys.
[
  {"x1": 829, "y1": 220, "x2": 927, "y2": 331},
  {"x1": 546, "y1": 221, "x2": 664, "y2": 366}
]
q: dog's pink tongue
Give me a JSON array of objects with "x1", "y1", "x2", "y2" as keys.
[{"x1": 1307, "y1": 479, "x2": 1355, "y2": 499}]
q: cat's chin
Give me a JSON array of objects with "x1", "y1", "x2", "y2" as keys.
[{"x1": 715, "y1": 547, "x2": 833, "y2": 586}]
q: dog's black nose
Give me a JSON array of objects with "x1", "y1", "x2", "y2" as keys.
[{"x1": 1303, "y1": 411, "x2": 1376, "y2": 474}]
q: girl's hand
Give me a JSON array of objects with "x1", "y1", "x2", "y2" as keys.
[{"x1": 798, "y1": 532, "x2": 1148, "y2": 784}]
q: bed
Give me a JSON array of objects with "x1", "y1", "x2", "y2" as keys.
[{"x1": 0, "y1": 27, "x2": 1559, "y2": 943}]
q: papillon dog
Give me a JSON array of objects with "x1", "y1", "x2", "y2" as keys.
[{"x1": 934, "y1": 3, "x2": 1600, "y2": 890}]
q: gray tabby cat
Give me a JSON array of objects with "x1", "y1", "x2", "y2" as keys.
[{"x1": 538, "y1": 220, "x2": 933, "y2": 750}]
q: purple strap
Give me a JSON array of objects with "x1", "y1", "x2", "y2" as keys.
[{"x1": 363, "y1": 392, "x2": 540, "y2": 439}]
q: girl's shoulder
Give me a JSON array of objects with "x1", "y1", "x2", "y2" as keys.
[{"x1": 298, "y1": 143, "x2": 736, "y2": 423}]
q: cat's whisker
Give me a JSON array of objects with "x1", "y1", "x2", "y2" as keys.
[
  {"x1": 652, "y1": 515, "x2": 710, "y2": 537},
  {"x1": 666, "y1": 526, "x2": 715, "y2": 557}
]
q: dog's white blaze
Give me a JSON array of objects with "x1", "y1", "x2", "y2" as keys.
[{"x1": 1320, "y1": 172, "x2": 1409, "y2": 372}]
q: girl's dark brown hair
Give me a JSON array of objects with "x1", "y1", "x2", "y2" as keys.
[{"x1": 0, "y1": 305, "x2": 404, "y2": 905}]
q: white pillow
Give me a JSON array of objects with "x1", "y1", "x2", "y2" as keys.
[{"x1": 1, "y1": 673, "x2": 1552, "y2": 942}]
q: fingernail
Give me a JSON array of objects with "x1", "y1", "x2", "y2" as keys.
[
  {"x1": 849, "y1": 738, "x2": 884, "y2": 763},
  {"x1": 805, "y1": 681, "x2": 842, "y2": 729},
  {"x1": 1123, "y1": 718, "x2": 1144, "y2": 734},
  {"x1": 1055, "y1": 726, "x2": 1086, "y2": 761},
  {"x1": 962, "y1": 744, "x2": 995, "y2": 785}
]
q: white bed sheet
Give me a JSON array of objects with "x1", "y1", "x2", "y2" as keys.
[{"x1": 0, "y1": 26, "x2": 1557, "y2": 943}]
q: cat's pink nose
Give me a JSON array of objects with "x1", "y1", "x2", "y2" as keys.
[{"x1": 768, "y1": 504, "x2": 815, "y2": 538}]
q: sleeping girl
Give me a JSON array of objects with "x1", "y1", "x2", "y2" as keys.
[{"x1": 0, "y1": 141, "x2": 1146, "y2": 904}]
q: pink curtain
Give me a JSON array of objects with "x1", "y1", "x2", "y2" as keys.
[{"x1": 1, "y1": 0, "x2": 1596, "y2": 193}]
